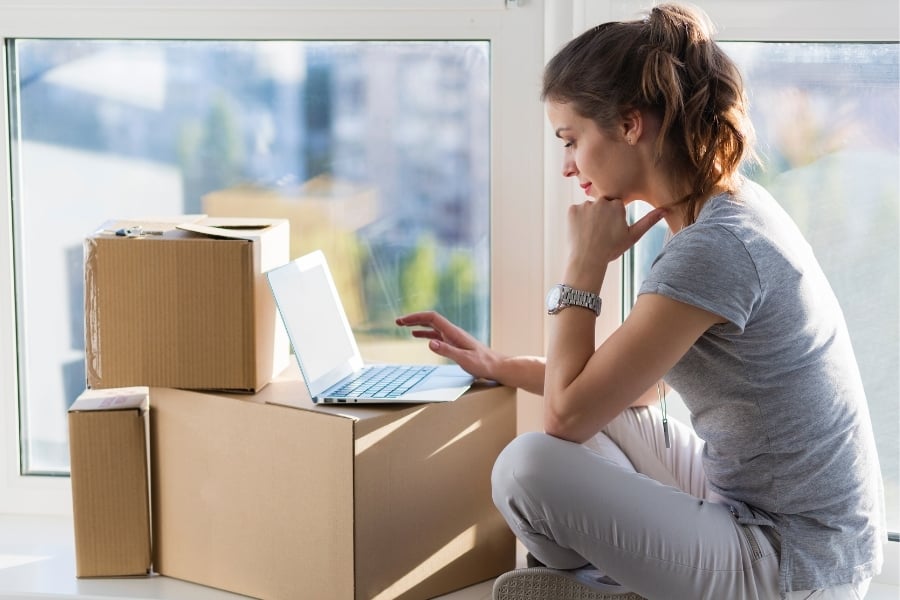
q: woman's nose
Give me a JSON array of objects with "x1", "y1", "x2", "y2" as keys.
[{"x1": 561, "y1": 156, "x2": 577, "y2": 178}]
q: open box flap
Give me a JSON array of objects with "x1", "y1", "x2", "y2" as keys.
[{"x1": 177, "y1": 217, "x2": 287, "y2": 240}]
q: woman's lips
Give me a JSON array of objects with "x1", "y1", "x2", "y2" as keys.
[{"x1": 580, "y1": 182, "x2": 592, "y2": 195}]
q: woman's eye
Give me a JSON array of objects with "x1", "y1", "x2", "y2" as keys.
[{"x1": 563, "y1": 140, "x2": 574, "y2": 148}]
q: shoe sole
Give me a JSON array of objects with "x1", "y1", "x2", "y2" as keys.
[{"x1": 492, "y1": 567, "x2": 647, "y2": 600}]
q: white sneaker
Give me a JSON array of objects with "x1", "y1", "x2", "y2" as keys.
[{"x1": 492, "y1": 567, "x2": 646, "y2": 600}]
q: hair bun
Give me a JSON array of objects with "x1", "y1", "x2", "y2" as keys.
[{"x1": 647, "y1": 3, "x2": 716, "y2": 48}]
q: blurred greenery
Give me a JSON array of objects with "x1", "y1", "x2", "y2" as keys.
[
  {"x1": 437, "y1": 249, "x2": 480, "y2": 335},
  {"x1": 400, "y1": 236, "x2": 439, "y2": 315},
  {"x1": 357, "y1": 237, "x2": 483, "y2": 340}
]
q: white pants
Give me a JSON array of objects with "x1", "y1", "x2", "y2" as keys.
[{"x1": 491, "y1": 407, "x2": 871, "y2": 600}]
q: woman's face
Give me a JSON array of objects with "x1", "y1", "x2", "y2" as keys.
[{"x1": 546, "y1": 100, "x2": 643, "y2": 204}]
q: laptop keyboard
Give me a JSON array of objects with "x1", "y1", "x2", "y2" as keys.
[{"x1": 328, "y1": 365, "x2": 437, "y2": 399}]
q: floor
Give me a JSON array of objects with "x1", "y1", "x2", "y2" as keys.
[
  {"x1": 0, "y1": 514, "x2": 501, "y2": 600},
  {"x1": 0, "y1": 514, "x2": 895, "y2": 600}
]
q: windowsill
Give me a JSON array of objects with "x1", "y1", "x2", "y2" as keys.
[{"x1": 0, "y1": 513, "x2": 896, "y2": 599}]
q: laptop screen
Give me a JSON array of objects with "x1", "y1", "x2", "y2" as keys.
[{"x1": 268, "y1": 253, "x2": 359, "y2": 386}]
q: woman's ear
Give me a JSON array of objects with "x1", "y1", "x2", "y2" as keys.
[{"x1": 621, "y1": 108, "x2": 643, "y2": 145}]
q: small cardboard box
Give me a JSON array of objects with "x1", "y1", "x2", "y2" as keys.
[
  {"x1": 84, "y1": 217, "x2": 289, "y2": 392},
  {"x1": 68, "y1": 386, "x2": 152, "y2": 578},
  {"x1": 150, "y1": 365, "x2": 516, "y2": 600}
]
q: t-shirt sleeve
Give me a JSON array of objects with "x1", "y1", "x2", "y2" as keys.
[{"x1": 638, "y1": 224, "x2": 761, "y2": 334}]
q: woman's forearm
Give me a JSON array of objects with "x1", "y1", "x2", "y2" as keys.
[{"x1": 490, "y1": 354, "x2": 546, "y2": 396}]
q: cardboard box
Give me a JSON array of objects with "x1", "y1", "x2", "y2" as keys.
[
  {"x1": 68, "y1": 386, "x2": 152, "y2": 578},
  {"x1": 150, "y1": 365, "x2": 516, "y2": 600},
  {"x1": 84, "y1": 217, "x2": 290, "y2": 392}
]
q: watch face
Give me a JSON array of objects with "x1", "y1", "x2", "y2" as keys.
[{"x1": 546, "y1": 285, "x2": 561, "y2": 311}]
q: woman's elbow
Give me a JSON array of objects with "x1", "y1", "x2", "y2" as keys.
[{"x1": 543, "y1": 402, "x2": 591, "y2": 444}]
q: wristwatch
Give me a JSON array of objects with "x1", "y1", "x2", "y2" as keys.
[{"x1": 546, "y1": 284, "x2": 602, "y2": 316}]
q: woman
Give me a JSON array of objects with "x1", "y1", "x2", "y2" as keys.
[{"x1": 396, "y1": 4, "x2": 885, "y2": 599}]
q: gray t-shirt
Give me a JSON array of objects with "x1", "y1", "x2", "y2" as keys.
[{"x1": 639, "y1": 179, "x2": 885, "y2": 594}]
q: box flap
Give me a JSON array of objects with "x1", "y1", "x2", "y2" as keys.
[
  {"x1": 176, "y1": 218, "x2": 287, "y2": 241},
  {"x1": 70, "y1": 387, "x2": 149, "y2": 412}
]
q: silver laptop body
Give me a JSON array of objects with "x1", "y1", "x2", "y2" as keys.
[{"x1": 266, "y1": 250, "x2": 474, "y2": 404}]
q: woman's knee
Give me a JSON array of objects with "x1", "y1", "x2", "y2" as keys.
[{"x1": 491, "y1": 432, "x2": 577, "y2": 507}]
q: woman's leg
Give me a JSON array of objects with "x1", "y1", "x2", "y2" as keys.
[
  {"x1": 491, "y1": 410, "x2": 780, "y2": 600},
  {"x1": 597, "y1": 406, "x2": 711, "y2": 499}
]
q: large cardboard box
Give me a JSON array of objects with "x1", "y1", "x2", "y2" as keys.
[
  {"x1": 84, "y1": 217, "x2": 289, "y2": 392},
  {"x1": 68, "y1": 387, "x2": 152, "y2": 578},
  {"x1": 150, "y1": 365, "x2": 516, "y2": 600}
]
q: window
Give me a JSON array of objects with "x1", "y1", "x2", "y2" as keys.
[
  {"x1": 0, "y1": 2, "x2": 546, "y2": 514},
  {"x1": 8, "y1": 38, "x2": 491, "y2": 475}
]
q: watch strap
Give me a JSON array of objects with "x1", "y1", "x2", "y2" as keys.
[{"x1": 552, "y1": 284, "x2": 601, "y2": 316}]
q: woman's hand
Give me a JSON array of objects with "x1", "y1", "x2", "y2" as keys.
[
  {"x1": 565, "y1": 198, "x2": 665, "y2": 291},
  {"x1": 395, "y1": 311, "x2": 498, "y2": 381}
]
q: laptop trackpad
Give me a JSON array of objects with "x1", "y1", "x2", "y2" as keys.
[{"x1": 403, "y1": 365, "x2": 474, "y2": 400}]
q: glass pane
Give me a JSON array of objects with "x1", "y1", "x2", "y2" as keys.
[
  {"x1": 8, "y1": 39, "x2": 490, "y2": 475},
  {"x1": 629, "y1": 42, "x2": 899, "y2": 532}
]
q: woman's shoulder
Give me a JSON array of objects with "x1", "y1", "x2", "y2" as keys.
[
  {"x1": 690, "y1": 178, "x2": 806, "y2": 250},
  {"x1": 695, "y1": 178, "x2": 771, "y2": 222}
]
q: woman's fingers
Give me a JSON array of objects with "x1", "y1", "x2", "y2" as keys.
[
  {"x1": 410, "y1": 330, "x2": 441, "y2": 340},
  {"x1": 428, "y1": 338, "x2": 460, "y2": 360},
  {"x1": 395, "y1": 311, "x2": 436, "y2": 327},
  {"x1": 397, "y1": 310, "x2": 493, "y2": 380},
  {"x1": 568, "y1": 199, "x2": 666, "y2": 264},
  {"x1": 397, "y1": 311, "x2": 450, "y2": 336},
  {"x1": 397, "y1": 310, "x2": 475, "y2": 348},
  {"x1": 628, "y1": 207, "x2": 667, "y2": 246}
]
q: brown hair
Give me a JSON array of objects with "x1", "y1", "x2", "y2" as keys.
[{"x1": 542, "y1": 3, "x2": 755, "y2": 224}]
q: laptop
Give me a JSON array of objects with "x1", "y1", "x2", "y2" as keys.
[{"x1": 266, "y1": 250, "x2": 475, "y2": 404}]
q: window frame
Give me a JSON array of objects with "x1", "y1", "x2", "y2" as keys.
[{"x1": 0, "y1": 0, "x2": 547, "y2": 514}]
